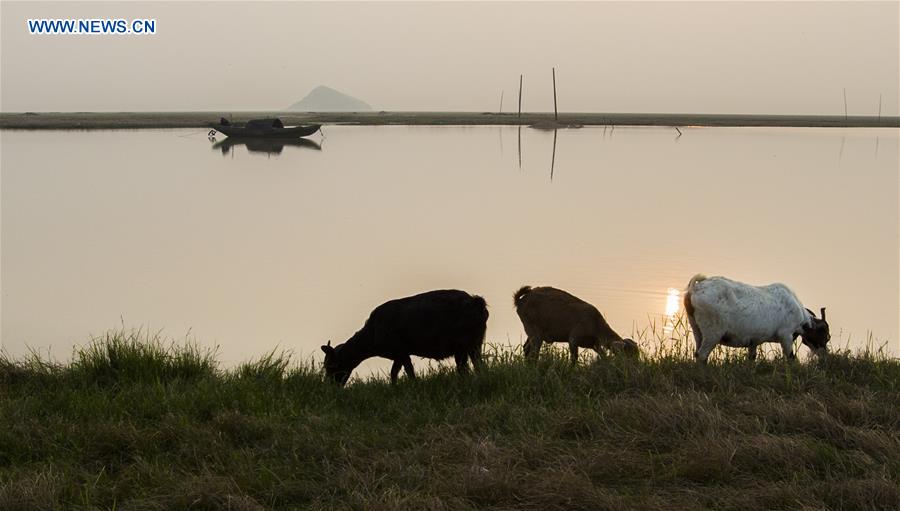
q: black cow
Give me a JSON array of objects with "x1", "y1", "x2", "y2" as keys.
[{"x1": 321, "y1": 289, "x2": 489, "y2": 386}]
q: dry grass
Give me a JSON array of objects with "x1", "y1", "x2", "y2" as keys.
[{"x1": 1, "y1": 325, "x2": 897, "y2": 510}]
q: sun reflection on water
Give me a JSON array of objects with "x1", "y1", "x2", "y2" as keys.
[
  {"x1": 665, "y1": 288, "x2": 681, "y2": 317},
  {"x1": 664, "y1": 287, "x2": 681, "y2": 334}
]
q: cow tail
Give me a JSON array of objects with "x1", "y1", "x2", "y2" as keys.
[
  {"x1": 513, "y1": 286, "x2": 532, "y2": 308},
  {"x1": 472, "y1": 294, "x2": 489, "y2": 323},
  {"x1": 686, "y1": 274, "x2": 707, "y2": 292},
  {"x1": 683, "y1": 288, "x2": 695, "y2": 321},
  {"x1": 469, "y1": 294, "x2": 489, "y2": 345},
  {"x1": 683, "y1": 274, "x2": 709, "y2": 323},
  {"x1": 683, "y1": 275, "x2": 706, "y2": 348}
]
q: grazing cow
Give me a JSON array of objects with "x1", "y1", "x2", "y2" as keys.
[
  {"x1": 321, "y1": 289, "x2": 489, "y2": 386},
  {"x1": 683, "y1": 274, "x2": 830, "y2": 363},
  {"x1": 514, "y1": 286, "x2": 639, "y2": 363}
]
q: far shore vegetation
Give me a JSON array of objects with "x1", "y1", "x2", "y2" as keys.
[
  {"x1": 2, "y1": 111, "x2": 898, "y2": 130},
  {"x1": 1, "y1": 319, "x2": 897, "y2": 510}
]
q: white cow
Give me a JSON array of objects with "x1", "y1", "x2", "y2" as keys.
[{"x1": 684, "y1": 274, "x2": 830, "y2": 363}]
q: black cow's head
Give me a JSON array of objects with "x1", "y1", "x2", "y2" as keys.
[
  {"x1": 321, "y1": 341, "x2": 352, "y2": 386},
  {"x1": 802, "y1": 307, "x2": 831, "y2": 357}
]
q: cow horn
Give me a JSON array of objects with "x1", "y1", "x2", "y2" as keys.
[{"x1": 820, "y1": 307, "x2": 826, "y2": 321}]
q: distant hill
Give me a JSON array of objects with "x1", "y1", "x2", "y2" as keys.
[{"x1": 286, "y1": 86, "x2": 371, "y2": 112}]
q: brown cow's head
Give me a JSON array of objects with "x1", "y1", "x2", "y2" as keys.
[{"x1": 611, "y1": 338, "x2": 641, "y2": 358}]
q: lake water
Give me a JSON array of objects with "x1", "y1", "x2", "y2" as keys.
[{"x1": 2, "y1": 126, "x2": 897, "y2": 372}]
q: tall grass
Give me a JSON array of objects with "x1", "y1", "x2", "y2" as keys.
[
  {"x1": 1, "y1": 325, "x2": 897, "y2": 510},
  {"x1": 72, "y1": 328, "x2": 219, "y2": 384}
]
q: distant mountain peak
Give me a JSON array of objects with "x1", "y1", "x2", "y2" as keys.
[{"x1": 286, "y1": 86, "x2": 371, "y2": 112}]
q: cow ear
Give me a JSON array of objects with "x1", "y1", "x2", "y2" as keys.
[{"x1": 321, "y1": 342, "x2": 334, "y2": 355}]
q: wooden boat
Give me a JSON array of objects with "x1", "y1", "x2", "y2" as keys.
[{"x1": 210, "y1": 118, "x2": 320, "y2": 139}]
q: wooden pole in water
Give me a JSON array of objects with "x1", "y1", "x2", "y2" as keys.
[
  {"x1": 552, "y1": 67, "x2": 558, "y2": 122},
  {"x1": 843, "y1": 88, "x2": 848, "y2": 120},
  {"x1": 518, "y1": 75, "x2": 523, "y2": 120},
  {"x1": 499, "y1": 91, "x2": 504, "y2": 114}
]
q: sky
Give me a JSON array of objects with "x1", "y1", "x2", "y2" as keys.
[{"x1": 1, "y1": 1, "x2": 898, "y2": 115}]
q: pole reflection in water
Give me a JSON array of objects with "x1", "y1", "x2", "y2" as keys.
[
  {"x1": 550, "y1": 129, "x2": 557, "y2": 181},
  {"x1": 517, "y1": 126, "x2": 522, "y2": 170}
]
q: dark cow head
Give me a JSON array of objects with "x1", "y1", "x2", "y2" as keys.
[
  {"x1": 321, "y1": 341, "x2": 352, "y2": 386},
  {"x1": 802, "y1": 307, "x2": 831, "y2": 357}
]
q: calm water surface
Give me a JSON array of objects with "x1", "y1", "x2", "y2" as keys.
[{"x1": 2, "y1": 126, "x2": 897, "y2": 373}]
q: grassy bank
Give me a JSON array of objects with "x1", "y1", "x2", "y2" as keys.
[
  {"x1": 2, "y1": 111, "x2": 898, "y2": 129},
  {"x1": 1, "y1": 331, "x2": 898, "y2": 510}
]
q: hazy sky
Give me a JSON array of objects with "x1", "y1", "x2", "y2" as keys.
[{"x1": 1, "y1": 1, "x2": 898, "y2": 114}]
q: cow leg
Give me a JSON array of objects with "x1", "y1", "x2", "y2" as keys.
[
  {"x1": 402, "y1": 357, "x2": 416, "y2": 379},
  {"x1": 469, "y1": 347, "x2": 484, "y2": 373},
  {"x1": 391, "y1": 356, "x2": 415, "y2": 383},
  {"x1": 695, "y1": 329, "x2": 722, "y2": 364},
  {"x1": 688, "y1": 316, "x2": 703, "y2": 358},
  {"x1": 590, "y1": 337, "x2": 607, "y2": 358},
  {"x1": 523, "y1": 336, "x2": 542, "y2": 359},
  {"x1": 778, "y1": 333, "x2": 796, "y2": 361},
  {"x1": 568, "y1": 339, "x2": 580, "y2": 364},
  {"x1": 747, "y1": 345, "x2": 758, "y2": 361},
  {"x1": 455, "y1": 353, "x2": 470, "y2": 374},
  {"x1": 390, "y1": 360, "x2": 403, "y2": 384}
]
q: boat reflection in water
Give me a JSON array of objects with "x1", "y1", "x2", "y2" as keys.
[{"x1": 211, "y1": 137, "x2": 322, "y2": 157}]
